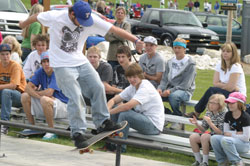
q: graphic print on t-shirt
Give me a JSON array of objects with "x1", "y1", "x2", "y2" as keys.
[{"x1": 60, "y1": 26, "x2": 84, "y2": 52}]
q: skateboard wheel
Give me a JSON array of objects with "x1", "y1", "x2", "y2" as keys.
[
  {"x1": 79, "y1": 150, "x2": 84, "y2": 154},
  {"x1": 89, "y1": 149, "x2": 94, "y2": 153},
  {"x1": 118, "y1": 132, "x2": 124, "y2": 137}
]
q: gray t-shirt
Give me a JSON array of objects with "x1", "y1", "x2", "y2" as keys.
[
  {"x1": 96, "y1": 61, "x2": 113, "y2": 84},
  {"x1": 139, "y1": 52, "x2": 165, "y2": 88}
]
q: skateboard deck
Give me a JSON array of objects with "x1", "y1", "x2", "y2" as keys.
[
  {"x1": 15, "y1": 130, "x2": 46, "y2": 137},
  {"x1": 74, "y1": 121, "x2": 127, "y2": 154}
]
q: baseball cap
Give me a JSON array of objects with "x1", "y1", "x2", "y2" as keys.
[
  {"x1": 40, "y1": 51, "x2": 49, "y2": 61},
  {"x1": 225, "y1": 92, "x2": 246, "y2": 104},
  {"x1": 72, "y1": 1, "x2": 93, "y2": 27},
  {"x1": 143, "y1": 36, "x2": 158, "y2": 45},
  {"x1": 0, "y1": 44, "x2": 11, "y2": 52}
]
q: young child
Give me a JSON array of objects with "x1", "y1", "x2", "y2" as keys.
[
  {"x1": 2, "y1": 35, "x2": 22, "y2": 65},
  {"x1": 23, "y1": 34, "x2": 49, "y2": 80},
  {"x1": 189, "y1": 94, "x2": 227, "y2": 166},
  {"x1": 211, "y1": 92, "x2": 250, "y2": 166}
]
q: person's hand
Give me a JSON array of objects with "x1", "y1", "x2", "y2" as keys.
[
  {"x1": 224, "y1": 132, "x2": 232, "y2": 137},
  {"x1": 162, "y1": 90, "x2": 170, "y2": 97},
  {"x1": 189, "y1": 115, "x2": 198, "y2": 125},
  {"x1": 19, "y1": 21, "x2": 25, "y2": 29},
  {"x1": 203, "y1": 116, "x2": 211, "y2": 124},
  {"x1": 157, "y1": 89, "x2": 162, "y2": 96},
  {"x1": 135, "y1": 40, "x2": 144, "y2": 54}
]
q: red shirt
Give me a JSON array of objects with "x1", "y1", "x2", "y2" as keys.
[{"x1": 31, "y1": 0, "x2": 38, "y2": 6}]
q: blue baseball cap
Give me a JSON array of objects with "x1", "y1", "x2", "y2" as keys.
[
  {"x1": 0, "y1": 44, "x2": 11, "y2": 52},
  {"x1": 72, "y1": 1, "x2": 93, "y2": 27},
  {"x1": 40, "y1": 51, "x2": 49, "y2": 61}
]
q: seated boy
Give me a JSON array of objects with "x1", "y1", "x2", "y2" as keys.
[
  {"x1": 21, "y1": 51, "x2": 68, "y2": 140},
  {"x1": 23, "y1": 34, "x2": 49, "y2": 80},
  {"x1": 139, "y1": 36, "x2": 165, "y2": 88},
  {"x1": 0, "y1": 44, "x2": 26, "y2": 134},
  {"x1": 107, "y1": 63, "x2": 165, "y2": 151},
  {"x1": 157, "y1": 38, "x2": 196, "y2": 130}
]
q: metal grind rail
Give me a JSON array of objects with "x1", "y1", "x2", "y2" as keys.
[{"x1": 0, "y1": 120, "x2": 168, "y2": 166}]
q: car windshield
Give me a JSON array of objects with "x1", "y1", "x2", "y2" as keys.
[
  {"x1": 0, "y1": 0, "x2": 27, "y2": 13},
  {"x1": 162, "y1": 11, "x2": 202, "y2": 27}
]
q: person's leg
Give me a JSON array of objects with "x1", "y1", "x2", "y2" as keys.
[
  {"x1": 54, "y1": 67, "x2": 87, "y2": 136},
  {"x1": 220, "y1": 137, "x2": 249, "y2": 164},
  {"x1": 210, "y1": 135, "x2": 228, "y2": 164},
  {"x1": 168, "y1": 90, "x2": 190, "y2": 116},
  {"x1": 200, "y1": 133, "x2": 211, "y2": 164},
  {"x1": 195, "y1": 87, "x2": 231, "y2": 114},
  {"x1": 1, "y1": 89, "x2": 21, "y2": 121},
  {"x1": 40, "y1": 96, "x2": 54, "y2": 128},
  {"x1": 189, "y1": 133, "x2": 202, "y2": 164},
  {"x1": 77, "y1": 63, "x2": 111, "y2": 128},
  {"x1": 21, "y1": 93, "x2": 35, "y2": 125}
]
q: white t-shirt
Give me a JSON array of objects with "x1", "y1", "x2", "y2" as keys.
[
  {"x1": 215, "y1": 63, "x2": 246, "y2": 96},
  {"x1": 23, "y1": 50, "x2": 41, "y2": 79},
  {"x1": 119, "y1": 80, "x2": 165, "y2": 131},
  {"x1": 37, "y1": 10, "x2": 112, "y2": 67},
  {"x1": 11, "y1": 52, "x2": 22, "y2": 65},
  {"x1": 171, "y1": 56, "x2": 189, "y2": 79}
]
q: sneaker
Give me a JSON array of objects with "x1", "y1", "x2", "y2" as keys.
[
  {"x1": 42, "y1": 133, "x2": 57, "y2": 140},
  {"x1": 170, "y1": 123, "x2": 182, "y2": 130},
  {"x1": 184, "y1": 112, "x2": 200, "y2": 118},
  {"x1": 191, "y1": 161, "x2": 200, "y2": 166},
  {"x1": 230, "y1": 160, "x2": 245, "y2": 166},
  {"x1": 200, "y1": 162, "x2": 209, "y2": 166},
  {"x1": 97, "y1": 119, "x2": 122, "y2": 133},
  {"x1": 72, "y1": 132, "x2": 88, "y2": 149},
  {"x1": 1, "y1": 125, "x2": 8, "y2": 134},
  {"x1": 218, "y1": 161, "x2": 229, "y2": 166}
]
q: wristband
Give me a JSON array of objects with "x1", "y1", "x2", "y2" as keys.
[{"x1": 135, "y1": 39, "x2": 139, "y2": 44}]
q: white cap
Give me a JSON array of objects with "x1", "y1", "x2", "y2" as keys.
[{"x1": 143, "y1": 36, "x2": 158, "y2": 45}]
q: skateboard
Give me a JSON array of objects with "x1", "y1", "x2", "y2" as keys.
[
  {"x1": 74, "y1": 121, "x2": 127, "y2": 154},
  {"x1": 15, "y1": 130, "x2": 46, "y2": 138}
]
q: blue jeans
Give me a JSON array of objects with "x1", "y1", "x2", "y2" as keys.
[
  {"x1": 195, "y1": 87, "x2": 231, "y2": 114},
  {"x1": 0, "y1": 89, "x2": 22, "y2": 121},
  {"x1": 162, "y1": 90, "x2": 191, "y2": 116},
  {"x1": 111, "y1": 110, "x2": 160, "y2": 139},
  {"x1": 210, "y1": 135, "x2": 250, "y2": 164},
  {"x1": 53, "y1": 63, "x2": 110, "y2": 136}
]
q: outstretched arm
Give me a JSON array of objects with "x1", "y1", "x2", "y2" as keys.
[{"x1": 19, "y1": 13, "x2": 39, "y2": 29}]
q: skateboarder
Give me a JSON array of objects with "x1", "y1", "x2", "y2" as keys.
[{"x1": 19, "y1": 1, "x2": 143, "y2": 148}]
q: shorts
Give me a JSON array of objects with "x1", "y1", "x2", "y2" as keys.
[{"x1": 31, "y1": 97, "x2": 68, "y2": 119}]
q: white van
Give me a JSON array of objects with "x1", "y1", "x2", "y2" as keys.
[{"x1": 0, "y1": 0, "x2": 29, "y2": 42}]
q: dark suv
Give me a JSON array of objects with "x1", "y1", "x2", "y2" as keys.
[{"x1": 128, "y1": 8, "x2": 220, "y2": 52}]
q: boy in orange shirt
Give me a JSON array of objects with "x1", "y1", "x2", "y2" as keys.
[{"x1": 0, "y1": 44, "x2": 26, "y2": 134}]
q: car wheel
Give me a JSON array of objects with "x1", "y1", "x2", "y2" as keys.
[{"x1": 162, "y1": 35, "x2": 173, "y2": 47}]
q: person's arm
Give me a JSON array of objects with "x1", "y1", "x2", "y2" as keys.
[
  {"x1": 19, "y1": 13, "x2": 39, "y2": 29},
  {"x1": 144, "y1": 72, "x2": 163, "y2": 84},
  {"x1": 213, "y1": 71, "x2": 239, "y2": 92},
  {"x1": 109, "y1": 25, "x2": 144, "y2": 53},
  {"x1": 204, "y1": 116, "x2": 223, "y2": 134},
  {"x1": 25, "y1": 82, "x2": 41, "y2": 99},
  {"x1": 37, "y1": 88, "x2": 54, "y2": 97},
  {"x1": 189, "y1": 116, "x2": 205, "y2": 132},
  {"x1": 109, "y1": 97, "x2": 140, "y2": 114},
  {"x1": 103, "y1": 82, "x2": 122, "y2": 94},
  {"x1": 0, "y1": 84, "x2": 16, "y2": 90}
]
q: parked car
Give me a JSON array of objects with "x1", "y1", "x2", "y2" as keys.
[
  {"x1": 0, "y1": 0, "x2": 29, "y2": 42},
  {"x1": 128, "y1": 8, "x2": 220, "y2": 52},
  {"x1": 194, "y1": 12, "x2": 241, "y2": 46}
]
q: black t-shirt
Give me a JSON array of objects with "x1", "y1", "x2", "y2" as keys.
[
  {"x1": 225, "y1": 111, "x2": 250, "y2": 132},
  {"x1": 112, "y1": 65, "x2": 130, "y2": 90},
  {"x1": 96, "y1": 61, "x2": 113, "y2": 85}
]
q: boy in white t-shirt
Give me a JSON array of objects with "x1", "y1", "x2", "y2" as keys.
[
  {"x1": 157, "y1": 38, "x2": 196, "y2": 130},
  {"x1": 107, "y1": 63, "x2": 164, "y2": 151},
  {"x1": 19, "y1": 1, "x2": 143, "y2": 149},
  {"x1": 23, "y1": 34, "x2": 49, "y2": 80}
]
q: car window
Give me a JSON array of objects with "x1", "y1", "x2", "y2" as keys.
[
  {"x1": 207, "y1": 16, "x2": 222, "y2": 26},
  {"x1": 0, "y1": 0, "x2": 27, "y2": 13},
  {"x1": 161, "y1": 11, "x2": 202, "y2": 27},
  {"x1": 222, "y1": 17, "x2": 240, "y2": 28},
  {"x1": 196, "y1": 15, "x2": 207, "y2": 23},
  {"x1": 147, "y1": 10, "x2": 160, "y2": 24}
]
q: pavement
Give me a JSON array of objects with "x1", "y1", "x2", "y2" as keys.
[{"x1": 0, "y1": 135, "x2": 183, "y2": 166}]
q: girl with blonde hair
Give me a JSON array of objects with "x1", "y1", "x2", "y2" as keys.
[
  {"x1": 21, "y1": 3, "x2": 43, "y2": 61},
  {"x1": 2, "y1": 35, "x2": 22, "y2": 65},
  {"x1": 189, "y1": 94, "x2": 227, "y2": 166}
]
